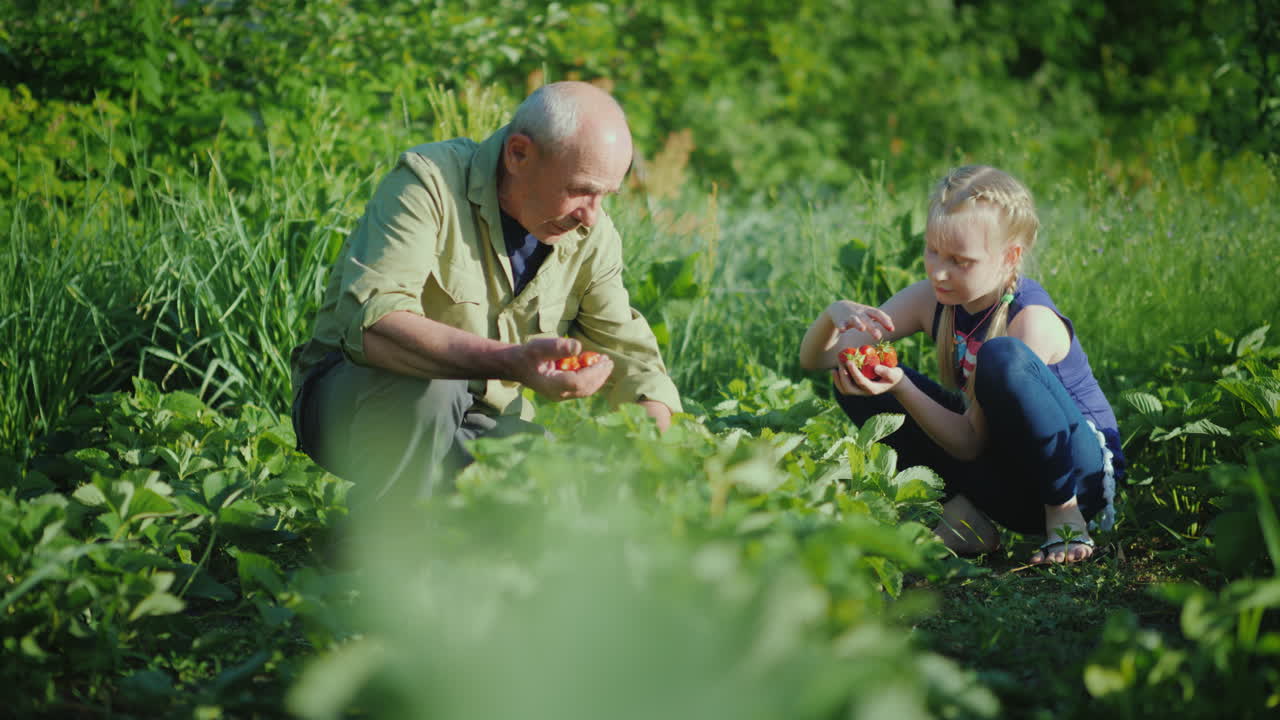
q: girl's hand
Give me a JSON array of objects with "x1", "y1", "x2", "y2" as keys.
[
  {"x1": 827, "y1": 300, "x2": 895, "y2": 340},
  {"x1": 832, "y1": 358, "x2": 904, "y2": 397}
]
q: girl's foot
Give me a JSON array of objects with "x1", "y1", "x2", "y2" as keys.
[
  {"x1": 1030, "y1": 497, "x2": 1093, "y2": 564},
  {"x1": 934, "y1": 494, "x2": 1001, "y2": 556}
]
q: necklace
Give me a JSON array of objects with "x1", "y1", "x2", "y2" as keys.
[{"x1": 953, "y1": 291, "x2": 1015, "y2": 367}]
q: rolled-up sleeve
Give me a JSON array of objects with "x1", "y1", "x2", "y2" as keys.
[
  {"x1": 333, "y1": 157, "x2": 443, "y2": 365},
  {"x1": 571, "y1": 220, "x2": 683, "y2": 414}
]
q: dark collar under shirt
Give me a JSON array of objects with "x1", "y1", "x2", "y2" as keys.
[{"x1": 499, "y1": 210, "x2": 552, "y2": 296}]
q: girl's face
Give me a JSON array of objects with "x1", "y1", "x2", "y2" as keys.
[{"x1": 924, "y1": 209, "x2": 1020, "y2": 312}]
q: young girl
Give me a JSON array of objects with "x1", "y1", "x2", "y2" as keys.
[{"x1": 799, "y1": 165, "x2": 1124, "y2": 564}]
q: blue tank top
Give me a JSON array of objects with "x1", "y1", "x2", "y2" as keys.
[{"x1": 931, "y1": 277, "x2": 1122, "y2": 440}]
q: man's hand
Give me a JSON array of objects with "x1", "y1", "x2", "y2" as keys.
[
  {"x1": 638, "y1": 398, "x2": 672, "y2": 433},
  {"x1": 513, "y1": 337, "x2": 614, "y2": 400}
]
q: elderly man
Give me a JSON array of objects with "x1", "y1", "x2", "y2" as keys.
[{"x1": 290, "y1": 81, "x2": 681, "y2": 503}]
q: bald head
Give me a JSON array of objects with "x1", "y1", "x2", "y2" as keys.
[
  {"x1": 509, "y1": 81, "x2": 632, "y2": 159},
  {"x1": 498, "y1": 82, "x2": 633, "y2": 244}
]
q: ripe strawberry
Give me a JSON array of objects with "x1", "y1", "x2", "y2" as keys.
[
  {"x1": 857, "y1": 345, "x2": 881, "y2": 379},
  {"x1": 876, "y1": 341, "x2": 898, "y2": 369},
  {"x1": 838, "y1": 342, "x2": 898, "y2": 381},
  {"x1": 839, "y1": 345, "x2": 880, "y2": 380},
  {"x1": 556, "y1": 355, "x2": 582, "y2": 371},
  {"x1": 579, "y1": 351, "x2": 602, "y2": 367}
]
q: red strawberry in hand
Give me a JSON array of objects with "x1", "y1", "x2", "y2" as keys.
[
  {"x1": 857, "y1": 345, "x2": 880, "y2": 379},
  {"x1": 838, "y1": 342, "x2": 898, "y2": 382},
  {"x1": 839, "y1": 345, "x2": 880, "y2": 380},
  {"x1": 876, "y1": 341, "x2": 898, "y2": 369}
]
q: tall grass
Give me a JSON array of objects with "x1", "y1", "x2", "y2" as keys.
[
  {"x1": 1036, "y1": 145, "x2": 1279, "y2": 380},
  {"x1": 0, "y1": 84, "x2": 514, "y2": 463},
  {"x1": 1, "y1": 148, "x2": 148, "y2": 464},
  {"x1": 5, "y1": 86, "x2": 1278, "y2": 465},
  {"x1": 615, "y1": 134, "x2": 1280, "y2": 404},
  {"x1": 131, "y1": 152, "x2": 360, "y2": 410}
]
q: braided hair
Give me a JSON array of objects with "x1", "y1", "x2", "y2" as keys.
[{"x1": 928, "y1": 166, "x2": 1040, "y2": 390}]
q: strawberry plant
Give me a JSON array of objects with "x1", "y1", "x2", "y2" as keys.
[{"x1": 1, "y1": 379, "x2": 351, "y2": 715}]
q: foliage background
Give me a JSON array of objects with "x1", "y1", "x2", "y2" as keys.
[{"x1": 2, "y1": 0, "x2": 1279, "y2": 718}]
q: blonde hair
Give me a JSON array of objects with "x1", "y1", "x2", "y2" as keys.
[{"x1": 929, "y1": 166, "x2": 1040, "y2": 390}]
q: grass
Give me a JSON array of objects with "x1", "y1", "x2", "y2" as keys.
[
  {"x1": 913, "y1": 534, "x2": 1206, "y2": 718},
  {"x1": 4, "y1": 85, "x2": 1280, "y2": 717}
]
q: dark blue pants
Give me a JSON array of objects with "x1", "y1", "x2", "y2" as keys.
[{"x1": 835, "y1": 336, "x2": 1112, "y2": 534}]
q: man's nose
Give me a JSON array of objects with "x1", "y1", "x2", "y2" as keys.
[{"x1": 574, "y1": 196, "x2": 602, "y2": 227}]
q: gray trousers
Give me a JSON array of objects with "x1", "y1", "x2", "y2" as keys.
[{"x1": 296, "y1": 358, "x2": 543, "y2": 505}]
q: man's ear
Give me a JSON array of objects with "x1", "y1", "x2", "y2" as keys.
[{"x1": 504, "y1": 132, "x2": 535, "y2": 175}]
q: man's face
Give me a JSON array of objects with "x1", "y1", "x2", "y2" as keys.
[{"x1": 501, "y1": 126, "x2": 632, "y2": 245}]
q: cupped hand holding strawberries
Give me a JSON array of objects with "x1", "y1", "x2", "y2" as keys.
[
  {"x1": 833, "y1": 341, "x2": 904, "y2": 396},
  {"x1": 515, "y1": 337, "x2": 613, "y2": 400}
]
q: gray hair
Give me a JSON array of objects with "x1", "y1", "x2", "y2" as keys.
[{"x1": 508, "y1": 82, "x2": 585, "y2": 154}]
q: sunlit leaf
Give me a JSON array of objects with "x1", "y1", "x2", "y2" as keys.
[
  {"x1": 857, "y1": 413, "x2": 905, "y2": 449},
  {"x1": 129, "y1": 590, "x2": 185, "y2": 621}
]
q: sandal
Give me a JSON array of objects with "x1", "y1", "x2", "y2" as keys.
[{"x1": 1031, "y1": 536, "x2": 1096, "y2": 564}]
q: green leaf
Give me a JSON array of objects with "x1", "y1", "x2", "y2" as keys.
[
  {"x1": 160, "y1": 391, "x2": 207, "y2": 417},
  {"x1": 203, "y1": 470, "x2": 245, "y2": 509},
  {"x1": 846, "y1": 444, "x2": 866, "y2": 480},
  {"x1": 864, "y1": 556, "x2": 903, "y2": 598},
  {"x1": 256, "y1": 598, "x2": 295, "y2": 627},
  {"x1": 125, "y1": 487, "x2": 178, "y2": 521},
  {"x1": 891, "y1": 466, "x2": 944, "y2": 502},
  {"x1": 179, "y1": 568, "x2": 235, "y2": 602},
  {"x1": 648, "y1": 254, "x2": 701, "y2": 300},
  {"x1": 867, "y1": 443, "x2": 898, "y2": 479},
  {"x1": 20, "y1": 633, "x2": 49, "y2": 660},
  {"x1": 209, "y1": 649, "x2": 272, "y2": 695},
  {"x1": 129, "y1": 590, "x2": 186, "y2": 621},
  {"x1": 1219, "y1": 377, "x2": 1280, "y2": 421},
  {"x1": 1084, "y1": 662, "x2": 1132, "y2": 697},
  {"x1": 133, "y1": 58, "x2": 164, "y2": 108},
  {"x1": 236, "y1": 551, "x2": 286, "y2": 598},
  {"x1": 1123, "y1": 391, "x2": 1164, "y2": 418},
  {"x1": 1235, "y1": 324, "x2": 1270, "y2": 356},
  {"x1": 287, "y1": 637, "x2": 386, "y2": 720},
  {"x1": 71, "y1": 447, "x2": 117, "y2": 473},
  {"x1": 1232, "y1": 579, "x2": 1280, "y2": 611},
  {"x1": 726, "y1": 454, "x2": 786, "y2": 495},
  {"x1": 73, "y1": 483, "x2": 108, "y2": 508},
  {"x1": 856, "y1": 413, "x2": 904, "y2": 449},
  {"x1": 838, "y1": 239, "x2": 871, "y2": 288},
  {"x1": 820, "y1": 436, "x2": 854, "y2": 462},
  {"x1": 1151, "y1": 419, "x2": 1231, "y2": 441}
]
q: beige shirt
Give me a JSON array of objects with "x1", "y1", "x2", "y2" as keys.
[{"x1": 291, "y1": 126, "x2": 682, "y2": 419}]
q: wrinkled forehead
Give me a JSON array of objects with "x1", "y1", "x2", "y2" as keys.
[{"x1": 926, "y1": 204, "x2": 1004, "y2": 253}]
